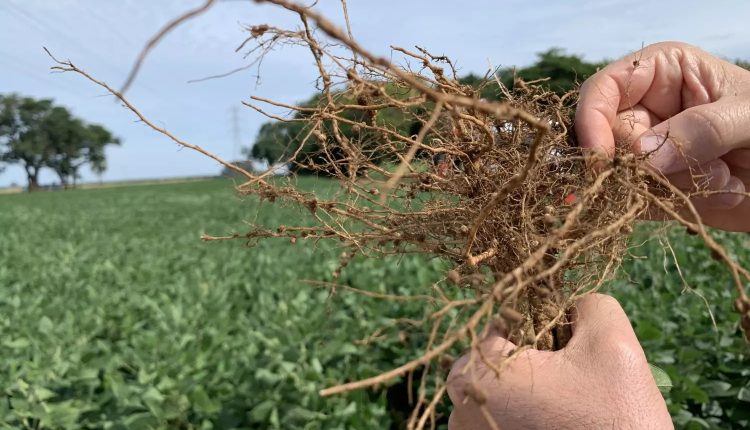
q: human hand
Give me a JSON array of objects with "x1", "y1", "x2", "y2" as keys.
[
  {"x1": 447, "y1": 294, "x2": 673, "y2": 430},
  {"x1": 575, "y1": 42, "x2": 750, "y2": 232}
]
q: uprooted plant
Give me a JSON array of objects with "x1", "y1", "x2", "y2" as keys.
[{"x1": 48, "y1": 0, "x2": 750, "y2": 428}]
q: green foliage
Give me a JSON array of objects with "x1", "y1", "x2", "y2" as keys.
[
  {"x1": 650, "y1": 363, "x2": 674, "y2": 393},
  {"x1": 244, "y1": 84, "x2": 428, "y2": 173},
  {"x1": 248, "y1": 120, "x2": 307, "y2": 165},
  {"x1": 0, "y1": 95, "x2": 54, "y2": 189},
  {"x1": 248, "y1": 83, "x2": 420, "y2": 171},
  {"x1": 460, "y1": 48, "x2": 605, "y2": 100},
  {"x1": 1, "y1": 179, "x2": 748, "y2": 429},
  {"x1": 512, "y1": 48, "x2": 604, "y2": 94},
  {"x1": 249, "y1": 48, "x2": 603, "y2": 168},
  {"x1": 611, "y1": 226, "x2": 750, "y2": 429},
  {"x1": 0, "y1": 94, "x2": 119, "y2": 190},
  {"x1": 0, "y1": 179, "x2": 444, "y2": 429}
]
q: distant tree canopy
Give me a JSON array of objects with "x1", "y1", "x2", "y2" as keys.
[
  {"x1": 460, "y1": 48, "x2": 607, "y2": 98},
  {"x1": 0, "y1": 94, "x2": 120, "y2": 190},
  {"x1": 247, "y1": 82, "x2": 423, "y2": 173},
  {"x1": 248, "y1": 48, "x2": 604, "y2": 169}
]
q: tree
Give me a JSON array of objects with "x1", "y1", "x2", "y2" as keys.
[
  {"x1": 513, "y1": 48, "x2": 604, "y2": 94},
  {"x1": 459, "y1": 48, "x2": 605, "y2": 100},
  {"x1": 46, "y1": 118, "x2": 119, "y2": 188},
  {"x1": 0, "y1": 95, "x2": 54, "y2": 190},
  {"x1": 247, "y1": 119, "x2": 309, "y2": 166},
  {"x1": 249, "y1": 83, "x2": 420, "y2": 173},
  {"x1": 0, "y1": 94, "x2": 119, "y2": 190}
]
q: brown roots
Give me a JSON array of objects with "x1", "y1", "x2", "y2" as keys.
[{"x1": 47, "y1": 1, "x2": 750, "y2": 428}]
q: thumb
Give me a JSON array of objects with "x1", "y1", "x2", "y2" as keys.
[
  {"x1": 639, "y1": 96, "x2": 750, "y2": 175},
  {"x1": 566, "y1": 293, "x2": 639, "y2": 350}
]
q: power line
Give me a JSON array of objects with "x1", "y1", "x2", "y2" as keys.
[
  {"x1": 80, "y1": 3, "x2": 134, "y2": 47},
  {"x1": 0, "y1": 0, "x2": 164, "y2": 99},
  {"x1": 1, "y1": 1, "x2": 122, "y2": 78},
  {"x1": 0, "y1": 50, "x2": 85, "y2": 98},
  {"x1": 1, "y1": 1, "x2": 222, "y2": 114}
]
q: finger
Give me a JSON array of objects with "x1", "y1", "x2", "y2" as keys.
[
  {"x1": 449, "y1": 336, "x2": 518, "y2": 382},
  {"x1": 640, "y1": 175, "x2": 745, "y2": 223},
  {"x1": 723, "y1": 148, "x2": 750, "y2": 169},
  {"x1": 688, "y1": 176, "x2": 746, "y2": 210},
  {"x1": 486, "y1": 313, "x2": 511, "y2": 339},
  {"x1": 576, "y1": 42, "x2": 688, "y2": 158},
  {"x1": 575, "y1": 64, "x2": 650, "y2": 159},
  {"x1": 729, "y1": 167, "x2": 750, "y2": 187},
  {"x1": 644, "y1": 160, "x2": 742, "y2": 221},
  {"x1": 694, "y1": 207, "x2": 750, "y2": 232},
  {"x1": 448, "y1": 408, "x2": 474, "y2": 430},
  {"x1": 665, "y1": 159, "x2": 730, "y2": 191},
  {"x1": 447, "y1": 335, "x2": 518, "y2": 406},
  {"x1": 613, "y1": 103, "x2": 660, "y2": 146},
  {"x1": 723, "y1": 149, "x2": 750, "y2": 184},
  {"x1": 680, "y1": 185, "x2": 750, "y2": 232},
  {"x1": 638, "y1": 96, "x2": 750, "y2": 174},
  {"x1": 566, "y1": 294, "x2": 637, "y2": 349},
  {"x1": 577, "y1": 42, "x2": 746, "y2": 161}
]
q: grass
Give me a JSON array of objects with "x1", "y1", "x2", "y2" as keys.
[{"x1": 1, "y1": 178, "x2": 748, "y2": 429}]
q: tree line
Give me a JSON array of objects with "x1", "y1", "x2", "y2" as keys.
[
  {"x1": 0, "y1": 95, "x2": 119, "y2": 190},
  {"x1": 246, "y1": 49, "x2": 605, "y2": 170},
  {"x1": 246, "y1": 48, "x2": 750, "y2": 173}
]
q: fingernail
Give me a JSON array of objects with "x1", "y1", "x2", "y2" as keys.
[
  {"x1": 714, "y1": 177, "x2": 745, "y2": 209},
  {"x1": 640, "y1": 134, "x2": 676, "y2": 173},
  {"x1": 639, "y1": 133, "x2": 665, "y2": 154},
  {"x1": 583, "y1": 148, "x2": 609, "y2": 173},
  {"x1": 704, "y1": 160, "x2": 730, "y2": 190}
]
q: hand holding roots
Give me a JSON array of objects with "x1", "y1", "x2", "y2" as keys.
[{"x1": 48, "y1": 1, "x2": 750, "y2": 428}]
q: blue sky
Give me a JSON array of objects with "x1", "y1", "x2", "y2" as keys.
[{"x1": 1, "y1": 0, "x2": 749, "y2": 187}]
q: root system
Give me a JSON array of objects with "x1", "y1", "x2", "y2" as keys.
[{"x1": 47, "y1": 1, "x2": 750, "y2": 428}]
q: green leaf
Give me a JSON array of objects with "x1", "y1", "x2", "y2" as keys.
[
  {"x1": 684, "y1": 418, "x2": 711, "y2": 429},
  {"x1": 123, "y1": 412, "x2": 160, "y2": 429},
  {"x1": 336, "y1": 401, "x2": 357, "y2": 418},
  {"x1": 338, "y1": 343, "x2": 358, "y2": 355},
  {"x1": 191, "y1": 387, "x2": 219, "y2": 414},
  {"x1": 311, "y1": 357, "x2": 323, "y2": 375},
  {"x1": 286, "y1": 406, "x2": 327, "y2": 421},
  {"x1": 738, "y1": 387, "x2": 750, "y2": 403},
  {"x1": 34, "y1": 387, "x2": 56, "y2": 401},
  {"x1": 38, "y1": 316, "x2": 53, "y2": 333},
  {"x1": 40, "y1": 401, "x2": 81, "y2": 429},
  {"x1": 703, "y1": 380, "x2": 733, "y2": 397},
  {"x1": 685, "y1": 380, "x2": 710, "y2": 403},
  {"x1": 142, "y1": 386, "x2": 165, "y2": 417},
  {"x1": 649, "y1": 363, "x2": 672, "y2": 393},
  {"x1": 250, "y1": 400, "x2": 276, "y2": 422},
  {"x1": 4, "y1": 338, "x2": 30, "y2": 349}
]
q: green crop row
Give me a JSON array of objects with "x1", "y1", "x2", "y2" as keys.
[{"x1": 0, "y1": 178, "x2": 747, "y2": 429}]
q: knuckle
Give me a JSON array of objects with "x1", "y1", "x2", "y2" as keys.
[
  {"x1": 593, "y1": 331, "x2": 644, "y2": 364},
  {"x1": 683, "y1": 107, "x2": 727, "y2": 148},
  {"x1": 447, "y1": 353, "x2": 469, "y2": 379},
  {"x1": 652, "y1": 41, "x2": 697, "y2": 53}
]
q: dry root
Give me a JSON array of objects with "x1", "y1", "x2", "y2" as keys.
[{"x1": 47, "y1": 1, "x2": 750, "y2": 428}]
